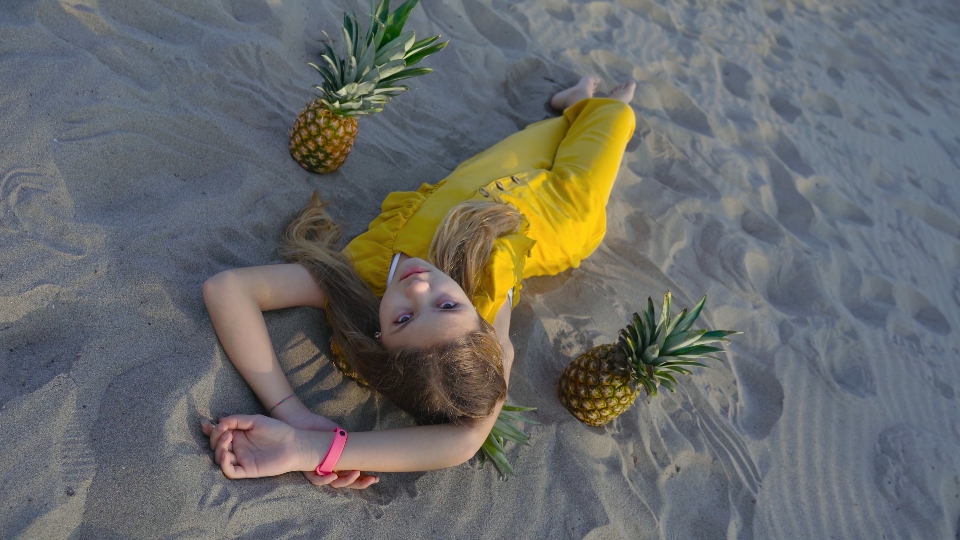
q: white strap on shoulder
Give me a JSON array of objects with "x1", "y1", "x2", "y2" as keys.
[{"x1": 386, "y1": 252, "x2": 402, "y2": 286}]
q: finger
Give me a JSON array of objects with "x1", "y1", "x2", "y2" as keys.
[
  {"x1": 215, "y1": 431, "x2": 233, "y2": 467},
  {"x1": 349, "y1": 475, "x2": 380, "y2": 490},
  {"x1": 209, "y1": 423, "x2": 228, "y2": 452},
  {"x1": 201, "y1": 420, "x2": 212, "y2": 436},
  {"x1": 219, "y1": 433, "x2": 248, "y2": 479},
  {"x1": 302, "y1": 471, "x2": 337, "y2": 486},
  {"x1": 216, "y1": 414, "x2": 265, "y2": 432},
  {"x1": 329, "y1": 469, "x2": 361, "y2": 489}
]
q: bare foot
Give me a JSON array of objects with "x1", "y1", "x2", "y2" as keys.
[
  {"x1": 608, "y1": 80, "x2": 637, "y2": 103},
  {"x1": 551, "y1": 76, "x2": 601, "y2": 110}
]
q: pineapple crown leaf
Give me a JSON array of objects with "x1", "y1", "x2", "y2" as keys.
[
  {"x1": 375, "y1": 30, "x2": 414, "y2": 62},
  {"x1": 406, "y1": 38, "x2": 448, "y2": 66},
  {"x1": 380, "y1": 66, "x2": 434, "y2": 85},
  {"x1": 674, "y1": 294, "x2": 707, "y2": 333},
  {"x1": 480, "y1": 404, "x2": 537, "y2": 478},
  {"x1": 661, "y1": 328, "x2": 707, "y2": 355},
  {"x1": 310, "y1": 0, "x2": 445, "y2": 116},
  {"x1": 616, "y1": 292, "x2": 740, "y2": 395},
  {"x1": 378, "y1": 0, "x2": 419, "y2": 44},
  {"x1": 493, "y1": 418, "x2": 532, "y2": 447}
]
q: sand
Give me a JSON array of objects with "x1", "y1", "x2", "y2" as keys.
[{"x1": 2, "y1": 0, "x2": 960, "y2": 538}]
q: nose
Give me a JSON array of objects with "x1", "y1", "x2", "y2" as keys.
[{"x1": 404, "y1": 278, "x2": 430, "y2": 301}]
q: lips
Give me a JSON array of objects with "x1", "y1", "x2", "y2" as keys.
[{"x1": 399, "y1": 266, "x2": 428, "y2": 281}]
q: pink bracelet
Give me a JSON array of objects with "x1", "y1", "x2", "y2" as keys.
[{"x1": 315, "y1": 427, "x2": 348, "y2": 476}]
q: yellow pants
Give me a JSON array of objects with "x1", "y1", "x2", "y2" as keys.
[
  {"x1": 446, "y1": 98, "x2": 637, "y2": 278},
  {"x1": 345, "y1": 98, "x2": 636, "y2": 320}
]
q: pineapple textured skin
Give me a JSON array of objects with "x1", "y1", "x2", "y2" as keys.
[
  {"x1": 558, "y1": 344, "x2": 638, "y2": 427},
  {"x1": 290, "y1": 102, "x2": 358, "y2": 174}
]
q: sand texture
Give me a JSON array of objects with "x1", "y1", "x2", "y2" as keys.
[{"x1": 3, "y1": 0, "x2": 960, "y2": 538}]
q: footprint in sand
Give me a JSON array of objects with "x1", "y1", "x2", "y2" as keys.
[
  {"x1": 820, "y1": 327, "x2": 878, "y2": 398},
  {"x1": 620, "y1": 0, "x2": 678, "y2": 34},
  {"x1": 766, "y1": 158, "x2": 816, "y2": 239},
  {"x1": 875, "y1": 426, "x2": 960, "y2": 539},
  {"x1": 892, "y1": 196, "x2": 960, "y2": 240},
  {"x1": 503, "y1": 57, "x2": 574, "y2": 123},
  {"x1": 801, "y1": 92, "x2": 843, "y2": 118},
  {"x1": 739, "y1": 207, "x2": 784, "y2": 244},
  {"x1": 799, "y1": 324, "x2": 878, "y2": 399},
  {"x1": 768, "y1": 95, "x2": 802, "y2": 123},
  {"x1": 826, "y1": 66, "x2": 845, "y2": 87},
  {"x1": 650, "y1": 79, "x2": 715, "y2": 137},
  {"x1": 896, "y1": 286, "x2": 952, "y2": 336},
  {"x1": 837, "y1": 257, "x2": 896, "y2": 328},
  {"x1": 694, "y1": 217, "x2": 755, "y2": 293},
  {"x1": 890, "y1": 330, "x2": 955, "y2": 400},
  {"x1": 462, "y1": 0, "x2": 527, "y2": 52},
  {"x1": 931, "y1": 130, "x2": 960, "y2": 170},
  {"x1": 796, "y1": 177, "x2": 874, "y2": 227},
  {"x1": 763, "y1": 5, "x2": 783, "y2": 22},
  {"x1": 1, "y1": 302, "x2": 85, "y2": 406},
  {"x1": 718, "y1": 59, "x2": 752, "y2": 100},
  {"x1": 765, "y1": 131, "x2": 815, "y2": 177},
  {"x1": 222, "y1": 0, "x2": 273, "y2": 24},
  {"x1": 628, "y1": 131, "x2": 720, "y2": 200},
  {"x1": 729, "y1": 354, "x2": 785, "y2": 438},
  {"x1": 762, "y1": 247, "x2": 832, "y2": 316}
]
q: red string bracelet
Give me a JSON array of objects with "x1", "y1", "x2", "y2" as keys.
[{"x1": 267, "y1": 393, "x2": 295, "y2": 414}]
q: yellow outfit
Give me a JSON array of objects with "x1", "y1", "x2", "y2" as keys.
[{"x1": 342, "y1": 98, "x2": 636, "y2": 324}]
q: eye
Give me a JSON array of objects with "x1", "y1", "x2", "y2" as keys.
[
  {"x1": 439, "y1": 301, "x2": 458, "y2": 310},
  {"x1": 395, "y1": 314, "x2": 412, "y2": 324}
]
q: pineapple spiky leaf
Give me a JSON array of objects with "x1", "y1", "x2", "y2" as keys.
[{"x1": 479, "y1": 405, "x2": 538, "y2": 478}]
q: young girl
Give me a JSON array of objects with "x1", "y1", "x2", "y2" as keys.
[{"x1": 200, "y1": 77, "x2": 637, "y2": 489}]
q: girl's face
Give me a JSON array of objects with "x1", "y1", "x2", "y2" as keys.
[{"x1": 379, "y1": 257, "x2": 480, "y2": 349}]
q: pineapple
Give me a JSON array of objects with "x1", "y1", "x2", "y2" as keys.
[
  {"x1": 290, "y1": 0, "x2": 447, "y2": 174},
  {"x1": 559, "y1": 293, "x2": 740, "y2": 427}
]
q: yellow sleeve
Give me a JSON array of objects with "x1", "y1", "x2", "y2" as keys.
[
  {"x1": 472, "y1": 232, "x2": 537, "y2": 324},
  {"x1": 342, "y1": 183, "x2": 442, "y2": 297}
]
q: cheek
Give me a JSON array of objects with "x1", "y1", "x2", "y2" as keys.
[
  {"x1": 378, "y1": 292, "x2": 395, "y2": 325},
  {"x1": 378, "y1": 303, "x2": 391, "y2": 328}
]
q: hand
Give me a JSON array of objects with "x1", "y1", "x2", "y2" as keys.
[{"x1": 201, "y1": 416, "x2": 379, "y2": 489}]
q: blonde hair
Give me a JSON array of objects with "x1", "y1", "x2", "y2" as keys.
[
  {"x1": 282, "y1": 191, "x2": 522, "y2": 425},
  {"x1": 429, "y1": 200, "x2": 524, "y2": 300}
]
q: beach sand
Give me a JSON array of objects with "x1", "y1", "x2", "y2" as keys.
[{"x1": 3, "y1": 0, "x2": 960, "y2": 538}]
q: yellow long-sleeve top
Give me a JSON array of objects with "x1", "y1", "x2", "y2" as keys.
[{"x1": 342, "y1": 98, "x2": 636, "y2": 324}]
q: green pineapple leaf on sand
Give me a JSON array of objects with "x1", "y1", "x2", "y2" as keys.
[{"x1": 478, "y1": 404, "x2": 539, "y2": 478}]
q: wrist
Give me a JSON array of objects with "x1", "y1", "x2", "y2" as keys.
[
  {"x1": 294, "y1": 428, "x2": 332, "y2": 473},
  {"x1": 269, "y1": 395, "x2": 307, "y2": 423}
]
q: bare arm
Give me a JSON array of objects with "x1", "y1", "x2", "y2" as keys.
[
  {"x1": 202, "y1": 264, "x2": 515, "y2": 474},
  {"x1": 202, "y1": 264, "x2": 334, "y2": 429}
]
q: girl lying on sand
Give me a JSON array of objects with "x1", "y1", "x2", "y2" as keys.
[{"x1": 200, "y1": 76, "x2": 637, "y2": 489}]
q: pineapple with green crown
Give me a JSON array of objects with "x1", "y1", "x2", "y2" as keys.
[
  {"x1": 290, "y1": 0, "x2": 447, "y2": 174},
  {"x1": 559, "y1": 292, "x2": 741, "y2": 426}
]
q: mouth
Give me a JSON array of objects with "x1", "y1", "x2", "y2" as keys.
[{"x1": 399, "y1": 266, "x2": 429, "y2": 281}]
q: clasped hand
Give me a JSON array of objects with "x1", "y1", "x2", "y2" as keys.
[{"x1": 201, "y1": 414, "x2": 378, "y2": 489}]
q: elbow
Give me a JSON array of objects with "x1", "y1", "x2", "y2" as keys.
[
  {"x1": 202, "y1": 269, "x2": 239, "y2": 306},
  {"x1": 449, "y1": 423, "x2": 493, "y2": 468}
]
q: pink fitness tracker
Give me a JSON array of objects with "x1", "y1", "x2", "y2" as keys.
[{"x1": 315, "y1": 427, "x2": 348, "y2": 476}]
